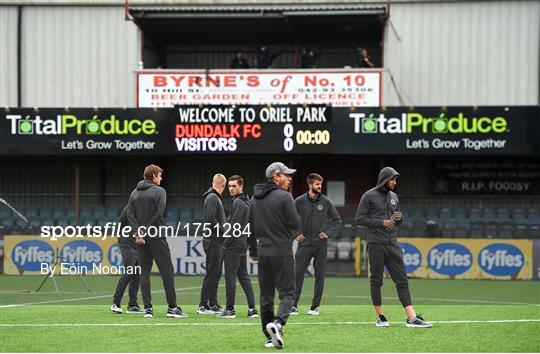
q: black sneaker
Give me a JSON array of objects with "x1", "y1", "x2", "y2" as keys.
[
  {"x1": 290, "y1": 306, "x2": 299, "y2": 315},
  {"x1": 126, "y1": 305, "x2": 145, "y2": 314},
  {"x1": 264, "y1": 338, "x2": 274, "y2": 348},
  {"x1": 210, "y1": 304, "x2": 224, "y2": 314},
  {"x1": 144, "y1": 308, "x2": 153, "y2": 318},
  {"x1": 248, "y1": 308, "x2": 259, "y2": 318},
  {"x1": 376, "y1": 314, "x2": 389, "y2": 327},
  {"x1": 406, "y1": 314, "x2": 432, "y2": 328},
  {"x1": 216, "y1": 309, "x2": 236, "y2": 319},
  {"x1": 197, "y1": 305, "x2": 213, "y2": 315},
  {"x1": 167, "y1": 307, "x2": 188, "y2": 318},
  {"x1": 265, "y1": 321, "x2": 284, "y2": 349}
]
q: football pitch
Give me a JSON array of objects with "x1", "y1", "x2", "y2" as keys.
[{"x1": 1, "y1": 275, "x2": 539, "y2": 353}]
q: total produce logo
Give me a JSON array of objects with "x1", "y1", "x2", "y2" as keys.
[
  {"x1": 6, "y1": 114, "x2": 157, "y2": 135},
  {"x1": 349, "y1": 112, "x2": 508, "y2": 134}
]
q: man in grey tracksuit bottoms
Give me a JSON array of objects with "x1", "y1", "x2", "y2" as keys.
[
  {"x1": 198, "y1": 174, "x2": 227, "y2": 315},
  {"x1": 110, "y1": 205, "x2": 144, "y2": 314},
  {"x1": 355, "y1": 167, "x2": 432, "y2": 328},
  {"x1": 292, "y1": 173, "x2": 341, "y2": 316},
  {"x1": 217, "y1": 175, "x2": 258, "y2": 319},
  {"x1": 127, "y1": 164, "x2": 187, "y2": 318},
  {"x1": 248, "y1": 162, "x2": 300, "y2": 349}
]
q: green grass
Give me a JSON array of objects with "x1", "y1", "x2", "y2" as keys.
[{"x1": 1, "y1": 275, "x2": 539, "y2": 352}]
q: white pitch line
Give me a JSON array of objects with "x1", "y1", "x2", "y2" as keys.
[
  {"x1": 0, "y1": 285, "x2": 209, "y2": 308},
  {"x1": 0, "y1": 281, "x2": 258, "y2": 308},
  {"x1": 325, "y1": 295, "x2": 540, "y2": 307},
  {"x1": 1, "y1": 319, "x2": 539, "y2": 327}
]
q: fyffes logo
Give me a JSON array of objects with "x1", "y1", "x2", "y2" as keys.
[
  {"x1": 11, "y1": 240, "x2": 54, "y2": 271},
  {"x1": 428, "y1": 243, "x2": 472, "y2": 276},
  {"x1": 108, "y1": 244, "x2": 123, "y2": 267},
  {"x1": 349, "y1": 112, "x2": 508, "y2": 134},
  {"x1": 60, "y1": 240, "x2": 103, "y2": 269},
  {"x1": 478, "y1": 243, "x2": 524, "y2": 276},
  {"x1": 6, "y1": 114, "x2": 157, "y2": 136},
  {"x1": 400, "y1": 242, "x2": 422, "y2": 273}
]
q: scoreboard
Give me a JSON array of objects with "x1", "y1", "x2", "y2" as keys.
[{"x1": 174, "y1": 105, "x2": 332, "y2": 154}]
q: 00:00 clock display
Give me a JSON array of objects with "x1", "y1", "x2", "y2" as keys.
[{"x1": 296, "y1": 130, "x2": 331, "y2": 145}]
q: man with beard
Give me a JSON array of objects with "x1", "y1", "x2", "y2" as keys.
[
  {"x1": 291, "y1": 173, "x2": 341, "y2": 316},
  {"x1": 248, "y1": 162, "x2": 300, "y2": 349},
  {"x1": 217, "y1": 175, "x2": 258, "y2": 319},
  {"x1": 355, "y1": 167, "x2": 432, "y2": 328}
]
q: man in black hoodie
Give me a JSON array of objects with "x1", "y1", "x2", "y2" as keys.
[
  {"x1": 109, "y1": 205, "x2": 144, "y2": 314},
  {"x1": 248, "y1": 162, "x2": 300, "y2": 349},
  {"x1": 217, "y1": 175, "x2": 258, "y2": 319},
  {"x1": 355, "y1": 167, "x2": 432, "y2": 328},
  {"x1": 127, "y1": 164, "x2": 187, "y2": 319},
  {"x1": 198, "y1": 174, "x2": 227, "y2": 315},
  {"x1": 292, "y1": 173, "x2": 341, "y2": 316}
]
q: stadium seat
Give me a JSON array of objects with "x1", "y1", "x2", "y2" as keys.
[
  {"x1": 528, "y1": 209, "x2": 540, "y2": 226},
  {"x1": 326, "y1": 241, "x2": 337, "y2": 261},
  {"x1": 192, "y1": 209, "x2": 205, "y2": 222},
  {"x1": 512, "y1": 208, "x2": 528, "y2": 224},
  {"x1": 179, "y1": 210, "x2": 192, "y2": 223},
  {"x1": 482, "y1": 208, "x2": 497, "y2": 223},
  {"x1": 496, "y1": 209, "x2": 512, "y2": 223},
  {"x1": 39, "y1": 209, "x2": 53, "y2": 220},
  {"x1": 512, "y1": 224, "x2": 529, "y2": 239},
  {"x1": 336, "y1": 241, "x2": 352, "y2": 261}
]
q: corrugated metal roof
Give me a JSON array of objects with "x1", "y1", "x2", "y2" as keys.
[{"x1": 129, "y1": 4, "x2": 386, "y2": 12}]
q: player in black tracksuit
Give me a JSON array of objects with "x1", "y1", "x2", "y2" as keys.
[
  {"x1": 217, "y1": 175, "x2": 258, "y2": 319},
  {"x1": 110, "y1": 205, "x2": 143, "y2": 314},
  {"x1": 126, "y1": 164, "x2": 187, "y2": 318},
  {"x1": 248, "y1": 162, "x2": 300, "y2": 349},
  {"x1": 198, "y1": 174, "x2": 227, "y2": 314},
  {"x1": 292, "y1": 173, "x2": 341, "y2": 315},
  {"x1": 355, "y1": 167, "x2": 432, "y2": 328}
]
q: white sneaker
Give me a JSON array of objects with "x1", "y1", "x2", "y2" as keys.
[
  {"x1": 290, "y1": 306, "x2": 299, "y2": 315},
  {"x1": 264, "y1": 339, "x2": 274, "y2": 348},
  {"x1": 109, "y1": 304, "x2": 122, "y2": 314},
  {"x1": 307, "y1": 306, "x2": 319, "y2": 316},
  {"x1": 266, "y1": 321, "x2": 284, "y2": 349}
]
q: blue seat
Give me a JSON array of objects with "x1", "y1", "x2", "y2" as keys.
[
  {"x1": 193, "y1": 210, "x2": 205, "y2": 222},
  {"x1": 482, "y1": 208, "x2": 497, "y2": 223},
  {"x1": 179, "y1": 210, "x2": 192, "y2": 223},
  {"x1": 496, "y1": 209, "x2": 511, "y2": 223},
  {"x1": 469, "y1": 208, "x2": 482, "y2": 222}
]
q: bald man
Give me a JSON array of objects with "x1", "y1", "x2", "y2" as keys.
[{"x1": 198, "y1": 174, "x2": 227, "y2": 314}]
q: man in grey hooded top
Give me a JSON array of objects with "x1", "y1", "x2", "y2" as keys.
[{"x1": 355, "y1": 167, "x2": 432, "y2": 328}]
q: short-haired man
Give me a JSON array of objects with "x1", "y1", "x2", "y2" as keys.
[
  {"x1": 217, "y1": 175, "x2": 258, "y2": 319},
  {"x1": 292, "y1": 173, "x2": 341, "y2": 316},
  {"x1": 248, "y1": 162, "x2": 300, "y2": 349},
  {"x1": 127, "y1": 164, "x2": 187, "y2": 318},
  {"x1": 110, "y1": 205, "x2": 144, "y2": 314},
  {"x1": 355, "y1": 167, "x2": 432, "y2": 328},
  {"x1": 198, "y1": 174, "x2": 227, "y2": 315}
]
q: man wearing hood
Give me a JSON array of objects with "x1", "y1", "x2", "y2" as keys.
[
  {"x1": 198, "y1": 174, "x2": 227, "y2": 315},
  {"x1": 217, "y1": 175, "x2": 258, "y2": 319},
  {"x1": 248, "y1": 162, "x2": 300, "y2": 349},
  {"x1": 355, "y1": 167, "x2": 432, "y2": 328},
  {"x1": 127, "y1": 164, "x2": 187, "y2": 319},
  {"x1": 291, "y1": 173, "x2": 341, "y2": 316}
]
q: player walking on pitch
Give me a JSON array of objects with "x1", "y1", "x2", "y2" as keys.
[
  {"x1": 248, "y1": 162, "x2": 300, "y2": 349},
  {"x1": 355, "y1": 167, "x2": 432, "y2": 328},
  {"x1": 292, "y1": 173, "x2": 341, "y2": 316}
]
